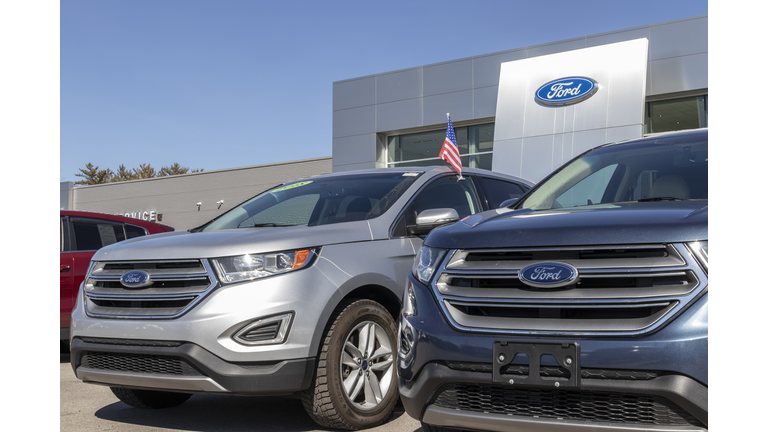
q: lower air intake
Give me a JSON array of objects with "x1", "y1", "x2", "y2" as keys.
[
  {"x1": 432, "y1": 383, "x2": 704, "y2": 427},
  {"x1": 80, "y1": 351, "x2": 204, "y2": 377}
]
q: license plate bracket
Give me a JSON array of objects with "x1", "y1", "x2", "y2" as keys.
[{"x1": 492, "y1": 340, "x2": 580, "y2": 388}]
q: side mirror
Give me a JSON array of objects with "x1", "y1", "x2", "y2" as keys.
[
  {"x1": 407, "y1": 208, "x2": 460, "y2": 236},
  {"x1": 499, "y1": 198, "x2": 519, "y2": 208}
]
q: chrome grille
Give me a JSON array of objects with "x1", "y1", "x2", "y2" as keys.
[
  {"x1": 84, "y1": 259, "x2": 217, "y2": 319},
  {"x1": 433, "y1": 244, "x2": 706, "y2": 336}
]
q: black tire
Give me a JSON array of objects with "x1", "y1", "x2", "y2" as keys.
[
  {"x1": 420, "y1": 422, "x2": 462, "y2": 432},
  {"x1": 110, "y1": 387, "x2": 191, "y2": 409},
  {"x1": 302, "y1": 299, "x2": 399, "y2": 430}
]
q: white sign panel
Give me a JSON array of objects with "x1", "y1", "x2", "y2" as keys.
[{"x1": 492, "y1": 38, "x2": 648, "y2": 183}]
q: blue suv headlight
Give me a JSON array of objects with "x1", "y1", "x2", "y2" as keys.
[{"x1": 412, "y1": 246, "x2": 447, "y2": 285}]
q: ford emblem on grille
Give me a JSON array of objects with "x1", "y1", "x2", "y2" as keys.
[
  {"x1": 535, "y1": 77, "x2": 598, "y2": 106},
  {"x1": 519, "y1": 262, "x2": 579, "y2": 288},
  {"x1": 120, "y1": 270, "x2": 152, "y2": 289}
]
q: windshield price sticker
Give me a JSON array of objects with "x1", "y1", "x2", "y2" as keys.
[{"x1": 271, "y1": 181, "x2": 313, "y2": 193}]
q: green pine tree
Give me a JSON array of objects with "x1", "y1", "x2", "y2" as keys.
[{"x1": 74, "y1": 163, "x2": 114, "y2": 185}]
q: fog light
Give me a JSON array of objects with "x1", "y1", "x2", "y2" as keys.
[{"x1": 233, "y1": 312, "x2": 293, "y2": 346}]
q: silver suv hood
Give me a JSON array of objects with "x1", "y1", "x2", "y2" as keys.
[{"x1": 93, "y1": 221, "x2": 374, "y2": 261}]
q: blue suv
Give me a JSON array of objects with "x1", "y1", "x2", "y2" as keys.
[{"x1": 398, "y1": 129, "x2": 708, "y2": 432}]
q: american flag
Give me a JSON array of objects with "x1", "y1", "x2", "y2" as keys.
[{"x1": 439, "y1": 114, "x2": 463, "y2": 177}]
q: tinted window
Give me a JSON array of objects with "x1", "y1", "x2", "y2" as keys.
[
  {"x1": 60, "y1": 216, "x2": 67, "y2": 252},
  {"x1": 521, "y1": 131, "x2": 708, "y2": 210},
  {"x1": 393, "y1": 175, "x2": 481, "y2": 236},
  {"x1": 553, "y1": 164, "x2": 618, "y2": 208},
  {"x1": 202, "y1": 172, "x2": 421, "y2": 231},
  {"x1": 71, "y1": 218, "x2": 126, "y2": 251},
  {"x1": 480, "y1": 177, "x2": 526, "y2": 208},
  {"x1": 125, "y1": 224, "x2": 148, "y2": 239}
]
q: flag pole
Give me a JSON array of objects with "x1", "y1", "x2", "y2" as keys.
[{"x1": 447, "y1": 113, "x2": 465, "y2": 181}]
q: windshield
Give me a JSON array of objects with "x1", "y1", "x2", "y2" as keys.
[
  {"x1": 202, "y1": 172, "x2": 421, "y2": 231},
  {"x1": 520, "y1": 131, "x2": 708, "y2": 211}
]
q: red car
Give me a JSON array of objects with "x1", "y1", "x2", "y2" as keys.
[{"x1": 60, "y1": 210, "x2": 174, "y2": 342}]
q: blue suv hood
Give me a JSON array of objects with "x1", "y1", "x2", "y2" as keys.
[{"x1": 424, "y1": 201, "x2": 708, "y2": 249}]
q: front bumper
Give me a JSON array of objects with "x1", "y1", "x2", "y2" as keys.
[
  {"x1": 71, "y1": 337, "x2": 315, "y2": 395},
  {"x1": 71, "y1": 264, "x2": 340, "y2": 363},
  {"x1": 398, "y1": 274, "x2": 709, "y2": 430},
  {"x1": 69, "y1": 261, "x2": 346, "y2": 395}
]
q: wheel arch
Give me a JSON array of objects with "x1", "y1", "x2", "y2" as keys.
[{"x1": 308, "y1": 283, "x2": 402, "y2": 361}]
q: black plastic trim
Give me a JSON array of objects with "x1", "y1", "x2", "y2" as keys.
[
  {"x1": 398, "y1": 362, "x2": 707, "y2": 427},
  {"x1": 70, "y1": 337, "x2": 315, "y2": 395}
]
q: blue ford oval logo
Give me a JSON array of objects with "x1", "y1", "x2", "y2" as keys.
[
  {"x1": 519, "y1": 262, "x2": 579, "y2": 288},
  {"x1": 535, "y1": 77, "x2": 598, "y2": 106},
  {"x1": 120, "y1": 270, "x2": 152, "y2": 289}
]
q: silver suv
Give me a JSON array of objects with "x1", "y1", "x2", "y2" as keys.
[{"x1": 69, "y1": 166, "x2": 533, "y2": 429}]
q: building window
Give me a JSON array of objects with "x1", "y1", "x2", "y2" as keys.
[
  {"x1": 387, "y1": 123, "x2": 494, "y2": 170},
  {"x1": 645, "y1": 95, "x2": 707, "y2": 134}
]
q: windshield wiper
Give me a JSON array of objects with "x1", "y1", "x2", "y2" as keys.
[
  {"x1": 246, "y1": 223, "x2": 298, "y2": 228},
  {"x1": 637, "y1": 197, "x2": 685, "y2": 202}
]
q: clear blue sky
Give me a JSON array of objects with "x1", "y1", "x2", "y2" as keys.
[{"x1": 60, "y1": 0, "x2": 708, "y2": 182}]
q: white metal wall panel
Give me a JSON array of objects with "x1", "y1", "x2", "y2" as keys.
[
  {"x1": 376, "y1": 69, "x2": 423, "y2": 104},
  {"x1": 332, "y1": 105, "x2": 375, "y2": 139},
  {"x1": 376, "y1": 98, "x2": 423, "y2": 132},
  {"x1": 332, "y1": 134, "x2": 377, "y2": 167},
  {"x1": 492, "y1": 38, "x2": 648, "y2": 182},
  {"x1": 422, "y1": 90, "x2": 474, "y2": 126},
  {"x1": 649, "y1": 53, "x2": 708, "y2": 95},
  {"x1": 333, "y1": 77, "x2": 375, "y2": 111},
  {"x1": 473, "y1": 85, "x2": 499, "y2": 119},
  {"x1": 423, "y1": 59, "x2": 473, "y2": 96}
]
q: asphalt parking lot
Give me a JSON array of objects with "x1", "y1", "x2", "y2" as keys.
[{"x1": 60, "y1": 349, "x2": 422, "y2": 432}]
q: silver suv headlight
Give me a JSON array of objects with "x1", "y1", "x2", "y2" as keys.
[
  {"x1": 412, "y1": 246, "x2": 447, "y2": 285},
  {"x1": 211, "y1": 248, "x2": 319, "y2": 284}
]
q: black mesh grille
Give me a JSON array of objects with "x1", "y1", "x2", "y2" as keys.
[
  {"x1": 89, "y1": 298, "x2": 196, "y2": 309},
  {"x1": 80, "y1": 351, "x2": 204, "y2": 376},
  {"x1": 432, "y1": 383, "x2": 704, "y2": 427},
  {"x1": 445, "y1": 362, "x2": 662, "y2": 380},
  {"x1": 241, "y1": 322, "x2": 280, "y2": 342}
]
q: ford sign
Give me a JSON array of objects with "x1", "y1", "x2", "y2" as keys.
[
  {"x1": 535, "y1": 77, "x2": 598, "y2": 106},
  {"x1": 519, "y1": 262, "x2": 579, "y2": 288},
  {"x1": 120, "y1": 270, "x2": 153, "y2": 289}
]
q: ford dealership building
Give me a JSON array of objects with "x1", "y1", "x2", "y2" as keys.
[{"x1": 61, "y1": 15, "x2": 707, "y2": 230}]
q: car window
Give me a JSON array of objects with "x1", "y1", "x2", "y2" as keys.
[
  {"x1": 202, "y1": 172, "x2": 420, "y2": 231},
  {"x1": 553, "y1": 164, "x2": 619, "y2": 208},
  {"x1": 125, "y1": 224, "x2": 149, "y2": 239},
  {"x1": 71, "y1": 217, "x2": 126, "y2": 251},
  {"x1": 60, "y1": 216, "x2": 67, "y2": 252},
  {"x1": 392, "y1": 175, "x2": 481, "y2": 237},
  {"x1": 521, "y1": 133, "x2": 708, "y2": 210},
  {"x1": 480, "y1": 177, "x2": 527, "y2": 208},
  {"x1": 239, "y1": 194, "x2": 320, "y2": 228}
]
